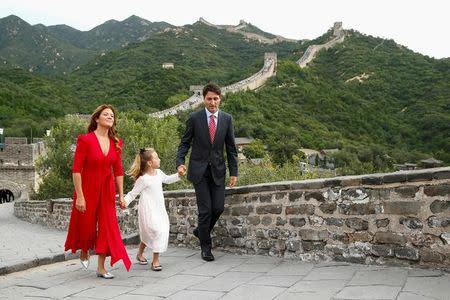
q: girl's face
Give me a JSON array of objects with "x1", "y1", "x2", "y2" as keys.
[
  {"x1": 96, "y1": 108, "x2": 115, "y2": 129},
  {"x1": 148, "y1": 152, "x2": 161, "y2": 169}
]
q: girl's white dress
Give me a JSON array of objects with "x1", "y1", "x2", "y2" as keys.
[{"x1": 124, "y1": 169, "x2": 179, "y2": 253}]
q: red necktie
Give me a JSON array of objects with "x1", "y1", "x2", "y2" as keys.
[{"x1": 209, "y1": 115, "x2": 216, "y2": 144}]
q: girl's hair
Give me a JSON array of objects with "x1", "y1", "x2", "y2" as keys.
[
  {"x1": 87, "y1": 104, "x2": 120, "y2": 151},
  {"x1": 127, "y1": 148, "x2": 156, "y2": 180}
]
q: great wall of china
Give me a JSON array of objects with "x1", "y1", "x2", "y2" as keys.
[
  {"x1": 151, "y1": 20, "x2": 345, "y2": 118},
  {"x1": 297, "y1": 22, "x2": 345, "y2": 68}
]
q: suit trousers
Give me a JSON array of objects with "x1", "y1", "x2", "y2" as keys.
[{"x1": 194, "y1": 165, "x2": 225, "y2": 250}]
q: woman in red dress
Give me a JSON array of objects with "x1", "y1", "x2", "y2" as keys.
[{"x1": 65, "y1": 104, "x2": 131, "y2": 278}]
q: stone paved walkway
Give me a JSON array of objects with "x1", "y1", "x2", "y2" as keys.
[{"x1": 1, "y1": 202, "x2": 449, "y2": 299}]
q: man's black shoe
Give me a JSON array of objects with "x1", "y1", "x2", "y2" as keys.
[
  {"x1": 193, "y1": 228, "x2": 199, "y2": 239},
  {"x1": 201, "y1": 249, "x2": 215, "y2": 261}
]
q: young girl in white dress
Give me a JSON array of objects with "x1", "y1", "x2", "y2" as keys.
[{"x1": 122, "y1": 148, "x2": 181, "y2": 271}]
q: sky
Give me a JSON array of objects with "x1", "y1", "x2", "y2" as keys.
[{"x1": 1, "y1": 0, "x2": 449, "y2": 58}]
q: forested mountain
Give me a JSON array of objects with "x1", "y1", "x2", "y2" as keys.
[
  {"x1": 0, "y1": 16, "x2": 448, "y2": 168},
  {"x1": 0, "y1": 15, "x2": 172, "y2": 74}
]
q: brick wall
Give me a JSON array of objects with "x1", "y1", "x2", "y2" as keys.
[{"x1": 14, "y1": 167, "x2": 450, "y2": 269}]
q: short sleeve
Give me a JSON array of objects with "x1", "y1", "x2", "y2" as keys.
[
  {"x1": 72, "y1": 135, "x2": 88, "y2": 173},
  {"x1": 113, "y1": 139, "x2": 124, "y2": 177}
]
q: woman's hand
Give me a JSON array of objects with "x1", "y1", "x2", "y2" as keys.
[
  {"x1": 75, "y1": 196, "x2": 86, "y2": 213},
  {"x1": 119, "y1": 196, "x2": 127, "y2": 209}
]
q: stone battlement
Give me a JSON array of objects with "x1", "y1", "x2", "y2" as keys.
[
  {"x1": 150, "y1": 52, "x2": 277, "y2": 118},
  {"x1": 297, "y1": 22, "x2": 346, "y2": 68},
  {"x1": 14, "y1": 167, "x2": 450, "y2": 270}
]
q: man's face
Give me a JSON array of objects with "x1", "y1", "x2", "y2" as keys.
[{"x1": 204, "y1": 91, "x2": 221, "y2": 114}]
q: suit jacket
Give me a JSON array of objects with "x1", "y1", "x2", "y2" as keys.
[{"x1": 176, "y1": 109, "x2": 238, "y2": 185}]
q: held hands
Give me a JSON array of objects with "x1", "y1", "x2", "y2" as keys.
[
  {"x1": 119, "y1": 196, "x2": 127, "y2": 209},
  {"x1": 177, "y1": 165, "x2": 187, "y2": 176},
  {"x1": 75, "y1": 196, "x2": 86, "y2": 213},
  {"x1": 228, "y1": 176, "x2": 237, "y2": 188}
]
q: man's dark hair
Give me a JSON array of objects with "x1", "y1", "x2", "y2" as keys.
[{"x1": 203, "y1": 83, "x2": 221, "y2": 97}]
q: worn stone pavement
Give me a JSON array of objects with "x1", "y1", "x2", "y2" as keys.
[{"x1": 1, "y1": 202, "x2": 449, "y2": 299}]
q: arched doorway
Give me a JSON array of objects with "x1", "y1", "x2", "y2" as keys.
[
  {"x1": 0, "y1": 180, "x2": 24, "y2": 203},
  {"x1": 0, "y1": 189, "x2": 14, "y2": 203}
]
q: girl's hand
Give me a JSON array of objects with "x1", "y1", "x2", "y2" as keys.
[
  {"x1": 75, "y1": 196, "x2": 86, "y2": 213},
  {"x1": 119, "y1": 196, "x2": 127, "y2": 209}
]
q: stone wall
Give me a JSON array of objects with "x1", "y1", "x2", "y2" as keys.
[
  {"x1": 297, "y1": 22, "x2": 346, "y2": 68},
  {"x1": 14, "y1": 167, "x2": 450, "y2": 269},
  {"x1": 149, "y1": 53, "x2": 277, "y2": 118}
]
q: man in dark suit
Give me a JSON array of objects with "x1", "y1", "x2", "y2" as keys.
[{"x1": 176, "y1": 83, "x2": 238, "y2": 261}]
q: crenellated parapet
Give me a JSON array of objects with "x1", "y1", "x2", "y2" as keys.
[
  {"x1": 199, "y1": 18, "x2": 297, "y2": 44},
  {"x1": 150, "y1": 52, "x2": 277, "y2": 118},
  {"x1": 297, "y1": 22, "x2": 346, "y2": 68}
]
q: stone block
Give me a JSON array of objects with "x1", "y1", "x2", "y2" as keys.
[
  {"x1": 231, "y1": 205, "x2": 254, "y2": 216},
  {"x1": 325, "y1": 217, "x2": 344, "y2": 227},
  {"x1": 383, "y1": 173, "x2": 407, "y2": 183},
  {"x1": 288, "y1": 191, "x2": 303, "y2": 202},
  {"x1": 362, "y1": 175, "x2": 382, "y2": 185},
  {"x1": 345, "y1": 218, "x2": 369, "y2": 231},
  {"x1": 285, "y1": 204, "x2": 315, "y2": 215},
  {"x1": 376, "y1": 218, "x2": 390, "y2": 228},
  {"x1": 348, "y1": 232, "x2": 373, "y2": 242},
  {"x1": 419, "y1": 249, "x2": 445, "y2": 263},
  {"x1": 275, "y1": 192, "x2": 287, "y2": 200},
  {"x1": 261, "y1": 216, "x2": 273, "y2": 226},
  {"x1": 394, "y1": 246, "x2": 419, "y2": 261},
  {"x1": 268, "y1": 229, "x2": 280, "y2": 239},
  {"x1": 319, "y1": 202, "x2": 337, "y2": 214},
  {"x1": 338, "y1": 203, "x2": 375, "y2": 215},
  {"x1": 286, "y1": 240, "x2": 301, "y2": 252},
  {"x1": 323, "y1": 179, "x2": 342, "y2": 188},
  {"x1": 304, "y1": 191, "x2": 324, "y2": 202},
  {"x1": 229, "y1": 227, "x2": 244, "y2": 238},
  {"x1": 427, "y1": 216, "x2": 450, "y2": 228},
  {"x1": 393, "y1": 186, "x2": 419, "y2": 198},
  {"x1": 424, "y1": 185, "x2": 450, "y2": 197},
  {"x1": 256, "y1": 204, "x2": 282, "y2": 214},
  {"x1": 289, "y1": 217, "x2": 306, "y2": 227},
  {"x1": 341, "y1": 177, "x2": 362, "y2": 187},
  {"x1": 341, "y1": 188, "x2": 369, "y2": 201},
  {"x1": 399, "y1": 216, "x2": 423, "y2": 229},
  {"x1": 291, "y1": 180, "x2": 324, "y2": 190},
  {"x1": 246, "y1": 216, "x2": 261, "y2": 226},
  {"x1": 299, "y1": 229, "x2": 329, "y2": 241},
  {"x1": 275, "y1": 216, "x2": 287, "y2": 226},
  {"x1": 433, "y1": 170, "x2": 450, "y2": 180},
  {"x1": 259, "y1": 194, "x2": 272, "y2": 203},
  {"x1": 308, "y1": 215, "x2": 324, "y2": 226},
  {"x1": 302, "y1": 241, "x2": 326, "y2": 251},
  {"x1": 407, "y1": 172, "x2": 433, "y2": 182},
  {"x1": 370, "y1": 244, "x2": 394, "y2": 257},
  {"x1": 441, "y1": 233, "x2": 450, "y2": 245},
  {"x1": 430, "y1": 200, "x2": 450, "y2": 213},
  {"x1": 382, "y1": 201, "x2": 422, "y2": 215},
  {"x1": 374, "y1": 232, "x2": 407, "y2": 245}
]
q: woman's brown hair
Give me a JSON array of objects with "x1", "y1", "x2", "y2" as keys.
[{"x1": 87, "y1": 104, "x2": 120, "y2": 150}]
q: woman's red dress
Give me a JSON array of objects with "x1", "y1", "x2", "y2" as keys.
[{"x1": 64, "y1": 132, "x2": 131, "y2": 271}]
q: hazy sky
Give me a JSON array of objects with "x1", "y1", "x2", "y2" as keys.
[{"x1": 1, "y1": 0, "x2": 449, "y2": 58}]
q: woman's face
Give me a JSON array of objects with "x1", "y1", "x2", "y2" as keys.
[{"x1": 96, "y1": 108, "x2": 115, "y2": 129}]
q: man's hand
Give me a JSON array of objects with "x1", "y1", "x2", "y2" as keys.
[
  {"x1": 228, "y1": 176, "x2": 237, "y2": 188},
  {"x1": 75, "y1": 196, "x2": 86, "y2": 213},
  {"x1": 177, "y1": 165, "x2": 187, "y2": 176}
]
